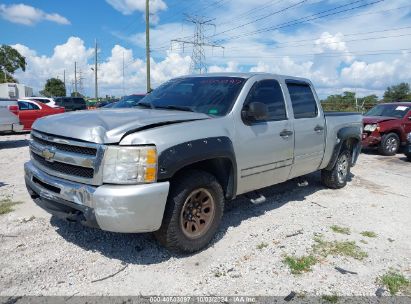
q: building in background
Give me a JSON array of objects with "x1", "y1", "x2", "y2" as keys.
[{"x1": 0, "y1": 83, "x2": 33, "y2": 99}]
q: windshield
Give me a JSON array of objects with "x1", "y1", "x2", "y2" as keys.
[
  {"x1": 112, "y1": 95, "x2": 145, "y2": 108},
  {"x1": 137, "y1": 77, "x2": 246, "y2": 116},
  {"x1": 365, "y1": 104, "x2": 410, "y2": 118}
]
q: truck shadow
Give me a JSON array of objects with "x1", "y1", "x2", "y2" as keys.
[
  {"x1": 0, "y1": 138, "x2": 29, "y2": 149},
  {"x1": 50, "y1": 171, "x2": 353, "y2": 265}
]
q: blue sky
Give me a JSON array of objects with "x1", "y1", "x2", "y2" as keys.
[{"x1": 1, "y1": 0, "x2": 411, "y2": 97}]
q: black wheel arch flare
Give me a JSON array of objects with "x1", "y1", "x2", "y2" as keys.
[{"x1": 157, "y1": 137, "x2": 237, "y2": 200}]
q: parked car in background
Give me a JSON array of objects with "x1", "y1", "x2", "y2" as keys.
[
  {"x1": 0, "y1": 99, "x2": 23, "y2": 134},
  {"x1": 54, "y1": 97, "x2": 87, "y2": 111},
  {"x1": 405, "y1": 132, "x2": 411, "y2": 161},
  {"x1": 362, "y1": 102, "x2": 411, "y2": 155},
  {"x1": 18, "y1": 100, "x2": 65, "y2": 131},
  {"x1": 110, "y1": 94, "x2": 146, "y2": 108},
  {"x1": 22, "y1": 97, "x2": 59, "y2": 108},
  {"x1": 24, "y1": 73, "x2": 362, "y2": 253}
]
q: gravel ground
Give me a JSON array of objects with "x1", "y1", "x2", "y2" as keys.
[{"x1": 0, "y1": 134, "x2": 410, "y2": 297}]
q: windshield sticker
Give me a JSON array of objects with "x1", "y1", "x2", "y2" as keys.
[
  {"x1": 200, "y1": 79, "x2": 243, "y2": 84},
  {"x1": 396, "y1": 106, "x2": 408, "y2": 111},
  {"x1": 208, "y1": 108, "x2": 219, "y2": 115}
]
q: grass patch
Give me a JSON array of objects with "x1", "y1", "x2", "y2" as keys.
[
  {"x1": 330, "y1": 225, "x2": 350, "y2": 235},
  {"x1": 0, "y1": 199, "x2": 21, "y2": 215},
  {"x1": 313, "y1": 238, "x2": 368, "y2": 260},
  {"x1": 360, "y1": 231, "x2": 377, "y2": 238},
  {"x1": 283, "y1": 255, "x2": 317, "y2": 274},
  {"x1": 321, "y1": 294, "x2": 338, "y2": 303},
  {"x1": 380, "y1": 271, "x2": 410, "y2": 295},
  {"x1": 256, "y1": 242, "x2": 269, "y2": 250},
  {"x1": 359, "y1": 240, "x2": 368, "y2": 244}
]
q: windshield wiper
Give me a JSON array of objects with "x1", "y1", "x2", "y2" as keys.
[{"x1": 156, "y1": 105, "x2": 195, "y2": 112}]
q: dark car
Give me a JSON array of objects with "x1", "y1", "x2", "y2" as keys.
[
  {"x1": 54, "y1": 97, "x2": 87, "y2": 111},
  {"x1": 405, "y1": 132, "x2": 411, "y2": 161},
  {"x1": 111, "y1": 94, "x2": 146, "y2": 108},
  {"x1": 362, "y1": 102, "x2": 411, "y2": 155}
]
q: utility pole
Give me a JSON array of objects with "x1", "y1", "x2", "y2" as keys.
[
  {"x1": 63, "y1": 69, "x2": 66, "y2": 96},
  {"x1": 122, "y1": 51, "x2": 125, "y2": 96},
  {"x1": 94, "y1": 39, "x2": 98, "y2": 102},
  {"x1": 145, "y1": 0, "x2": 151, "y2": 92},
  {"x1": 74, "y1": 61, "x2": 78, "y2": 97},
  {"x1": 172, "y1": 15, "x2": 224, "y2": 74}
]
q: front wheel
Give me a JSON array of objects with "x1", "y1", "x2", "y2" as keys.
[
  {"x1": 154, "y1": 170, "x2": 224, "y2": 253},
  {"x1": 406, "y1": 154, "x2": 411, "y2": 162},
  {"x1": 378, "y1": 133, "x2": 400, "y2": 156},
  {"x1": 321, "y1": 150, "x2": 351, "y2": 189}
]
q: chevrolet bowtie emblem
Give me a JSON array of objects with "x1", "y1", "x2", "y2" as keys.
[{"x1": 42, "y1": 148, "x2": 55, "y2": 162}]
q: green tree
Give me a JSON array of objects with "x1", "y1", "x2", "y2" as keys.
[
  {"x1": 0, "y1": 45, "x2": 27, "y2": 83},
  {"x1": 40, "y1": 78, "x2": 66, "y2": 97},
  {"x1": 383, "y1": 83, "x2": 410, "y2": 101}
]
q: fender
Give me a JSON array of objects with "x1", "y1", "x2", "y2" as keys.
[
  {"x1": 157, "y1": 137, "x2": 237, "y2": 198},
  {"x1": 325, "y1": 126, "x2": 362, "y2": 170}
]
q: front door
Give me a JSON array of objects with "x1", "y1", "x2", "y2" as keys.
[
  {"x1": 235, "y1": 79, "x2": 294, "y2": 195},
  {"x1": 18, "y1": 101, "x2": 41, "y2": 130},
  {"x1": 286, "y1": 81, "x2": 326, "y2": 178}
]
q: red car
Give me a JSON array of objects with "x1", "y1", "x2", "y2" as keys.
[
  {"x1": 17, "y1": 99, "x2": 65, "y2": 131},
  {"x1": 362, "y1": 102, "x2": 411, "y2": 155}
]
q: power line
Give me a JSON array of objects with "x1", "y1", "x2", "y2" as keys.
[{"x1": 212, "y1": 0, "x2": 385, "y2": 43}]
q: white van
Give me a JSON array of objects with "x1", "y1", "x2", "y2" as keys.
[{"x1": 0, "y1": 99, "x2": 24, "y2": 134}]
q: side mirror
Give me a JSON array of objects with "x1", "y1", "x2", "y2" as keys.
[{"x1": 242, "y1": 101, "x2": 268, "y2": 123}]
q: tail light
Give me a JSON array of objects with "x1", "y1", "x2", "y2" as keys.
[{"x1": 8, "y1": 105, "x2": 19, "y2": 116}]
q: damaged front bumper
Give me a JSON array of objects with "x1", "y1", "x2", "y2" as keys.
[{"x1": 24, "y1": 161, "x2": 170, "y2": 233}]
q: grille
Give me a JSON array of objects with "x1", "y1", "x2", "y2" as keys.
[
  {"x1": 32, "y1": 134, "x2": 97, "y2": 156},
  {"x1": 32, "y1": 152, "x2": 94, "y2": 179}
]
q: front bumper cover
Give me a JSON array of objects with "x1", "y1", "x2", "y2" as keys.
[{"x1": 25, "y1": 161, "x2": 170, "y2": 233}]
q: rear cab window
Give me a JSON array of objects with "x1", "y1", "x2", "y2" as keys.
[{"x1": 286, "y1": 81, "x2": 318, "y2": 119}]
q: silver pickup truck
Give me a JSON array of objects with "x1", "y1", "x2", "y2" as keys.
[{"x1": 24, "y1": 73, "x2": 362, "y2": 253}]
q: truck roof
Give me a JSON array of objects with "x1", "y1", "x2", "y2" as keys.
[{"x1": 178, "y1": 72, "x2": 311, "y2": 83}]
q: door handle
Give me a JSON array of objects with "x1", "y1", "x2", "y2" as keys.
[
  {"x1": 314, "y1": 125, "x2": 324, "y2": 133},
  {"x1": 280, "y1": 129, "x2": 293, "y2": 138}
]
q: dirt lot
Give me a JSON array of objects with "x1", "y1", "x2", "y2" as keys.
[{"x1": 0, "y1": 134, "x2": 410, "y2": 297}]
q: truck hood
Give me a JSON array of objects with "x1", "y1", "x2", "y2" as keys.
[
  {"x1": 33, "y1": 108, "x2": 210, "y2": 144},
  {"x1": 363, "y1": 116, "x2": 397, "y2": 124}
]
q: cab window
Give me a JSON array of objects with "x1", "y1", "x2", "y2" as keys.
[{"x1": 244, "y1": 79, "x2": 287, "y2": 121}]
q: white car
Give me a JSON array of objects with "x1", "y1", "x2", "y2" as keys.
[{"x1": 22, "y1": 97, "x2": 59, "y2": 108}]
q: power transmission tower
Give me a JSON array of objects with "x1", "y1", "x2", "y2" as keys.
[
  {"x1": 74, "y1": 62, "x2": 78, "y2": 97},
  {"x1": 172, "y1": 15, "x2": 224, "y2": 74},
  {"x1": 78, "y1": 69, "x2": 85, "y2": 96}
]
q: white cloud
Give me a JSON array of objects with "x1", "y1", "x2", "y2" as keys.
[
  {"x1": 106, "y1": 0, "x2": 167, "y2": 14},
  {"x1": 11, "y1": 37, "x2": 192, "y2": 97},
  {"x1": 0, "y1": 3, "x2": 70, "y2": 26}
]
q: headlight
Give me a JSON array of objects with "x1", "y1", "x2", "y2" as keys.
[
  {"x1": 103, "y1": 146, "x2": 157, "y2": 184},
  {"x1": 407, "y1": 132, "x2": 411, "y2": 143},
  {"x1": 364, "y1": 124, "x2": 378, "y2": 132}
]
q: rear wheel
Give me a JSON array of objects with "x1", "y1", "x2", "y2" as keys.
[
  {"x1": 378, "y1": 133, "x2": 400, "y2": 156},
  {"x1": 321, "y1": 150, "x2": 351, "y2": 189},
  {"x1": 154, "y1": 170, "x2": 224, "y2": 253},
  {"x1": 406, "y1": 154, "x2": 411, "y2": 161}
]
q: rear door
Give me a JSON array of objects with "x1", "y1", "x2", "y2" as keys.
[
  {"x1": 235, "y1": 78, "x2": 294, "y2": 194},
  {"x1": 286, "y1": 80, "x2": 326, "y2": 178}
]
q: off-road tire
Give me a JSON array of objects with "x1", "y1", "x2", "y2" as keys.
[
  {"x1": 378, "y1": 132, "x2": 400, "y2": 156},
  {"x1": 321, "y1": 149, "x2": 351, "y2": 189},
  {"x1": 154, "y1": 170, "x2": 224, "y2": 253}
]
